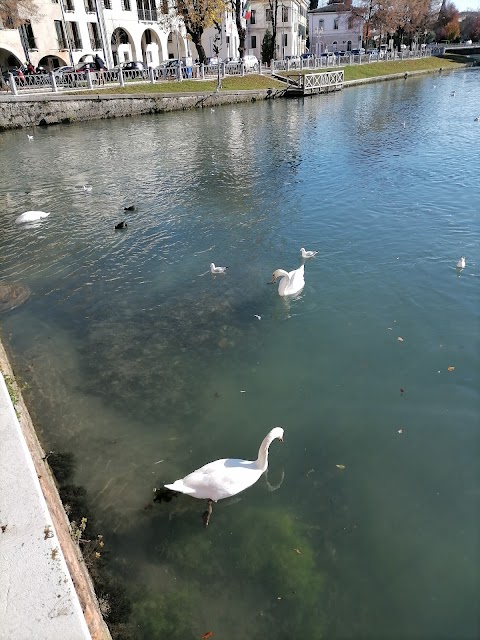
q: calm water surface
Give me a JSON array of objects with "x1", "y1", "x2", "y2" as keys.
[{"x1": 1, "y1": 69, "x2": 479, "y2": 639}]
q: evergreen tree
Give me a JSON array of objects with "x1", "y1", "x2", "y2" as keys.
[{"x1": 261, "y1": 29, "x2": 274, "y2": 63}]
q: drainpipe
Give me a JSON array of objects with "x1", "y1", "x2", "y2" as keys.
[
  {"x1": 58, "y1": 0, "x2": 74, "y2": 65},
  {"x1": 94, "y1": 0, "x2": 112, "y2": 68}
]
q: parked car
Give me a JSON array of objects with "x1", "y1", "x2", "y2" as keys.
[
  {"x1": 120, "y1": 61, "x2": 148, "y2": 71},
  {"x1": 350, "y1": 48, "x2": 365, "y2": 55},
  {"x1": 301, "y1": 53, "x2": 314, "y2": 59},
  {"x1": 206, "y1": 56, "x2": 223, "y2": 65},
  {"x1": 53, "y1": 65, "x2": 75, "y2": 79},
  {"x1": 242, "y1": 54, "x2": 259, "y2": 71},
  {"x1": 75, "y1": 62, "x2": 97, "y2": 73},
  {"x1": 156, "y1": 59, "x2": 187, "y2": 79}
]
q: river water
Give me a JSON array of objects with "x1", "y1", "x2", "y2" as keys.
[{"x1": 0, "y1": 69, "x2": 479, "y2": 640}]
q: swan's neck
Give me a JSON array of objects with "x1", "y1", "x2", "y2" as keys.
[
  {"x1": 256, "y1": 433, "x2": 276, "y2": 472},
  {"x1": 276, "y1": 270, "x2": 290, "y2": 295}
]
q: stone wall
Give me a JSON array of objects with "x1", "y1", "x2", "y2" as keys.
[{"x1": 0, "y1": 89, "x2": 283, "y2": 131}]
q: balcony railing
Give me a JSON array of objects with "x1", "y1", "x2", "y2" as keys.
[{"x1": 137, "y1": 8, "x2": 157, "y2": 21}]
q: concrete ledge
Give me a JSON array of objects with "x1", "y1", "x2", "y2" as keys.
[{"x1": 0, "y1": 341, "x2": 111, "y2": 640}]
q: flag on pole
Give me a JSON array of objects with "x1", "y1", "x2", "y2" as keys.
[{"x1": 242, "y1": 0, "x2": 252, "y2": 20}]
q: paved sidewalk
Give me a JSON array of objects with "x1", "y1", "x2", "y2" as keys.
[{"x1": 0, "y1": 373, "x2": 92, "y2": 640}]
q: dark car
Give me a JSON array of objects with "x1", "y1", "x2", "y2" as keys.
[
  {"x1": 121, "y1": 61, "x2": 148, "y2": 71},
  {"x1": 301, "y1": 53, "x2": 314, "y2": 59},
  {"x1": 75, "y1": 62, "x2": 97, "y2": 73}
]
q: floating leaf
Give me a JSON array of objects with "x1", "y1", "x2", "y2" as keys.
[
  {"x1": 397, "y1": 336, "x2": 404, "y2": 342},
  {"x1": 201, "y1": 633, "x2": 214, "y2": 640},
  {"x1": 447, "y1": 366, "x2": 455, "y2": 372},
  {"x1": 336, "y1": 464, "x2": 346, "y2": 470},
  {"x1": 294, "y1": 548, "x2": 302, "y2": 554}
]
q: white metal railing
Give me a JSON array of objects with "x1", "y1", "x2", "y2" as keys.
[
  {"x1": 302, "y1": 70, "x2": 344, "y2": 92},
  {"x1": 2, "y1": 49, "x2": 434, "y2": 96}
]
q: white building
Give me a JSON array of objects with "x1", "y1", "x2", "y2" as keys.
[
  {"x1": 308, "y1": 2, "x2": 363, "y2": 55},
  {"x1": 244, "y1": 0, "x2": 309, "y2": 61},
  {"x1": 0, "y1": 0, "x2": 190, "y2": 72}
]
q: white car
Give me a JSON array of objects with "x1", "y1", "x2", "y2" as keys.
[{"x1": 242, "y1": 55, "x2": 259, "y2": 72}]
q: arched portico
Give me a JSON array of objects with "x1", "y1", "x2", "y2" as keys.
[
  {"x1": 0, "y1": 47, "x2": 22, "y2": 72},
  {"x1": 141, "y1": 28, "x2": 163, "y2": 67},
  {"x1": 38, "y1": 55, "x2": 68, "y2": 70},
  {"x1": 111, "y1": 27, "x2": 137, "y2": 67},
  {"x1": 166, "y1": 30, "x2": 187, "y2": 60}
]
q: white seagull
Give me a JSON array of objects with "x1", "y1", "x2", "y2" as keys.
[
  {"x1": 27, "y1": 134, "x2": 33, "y2": 141},
  {"x1": 300, "y1": 247, "x2": 318, "y2": 258},
  {"x1": 210, "y1": 263, "x2": 228, "y2": 274},
  {"x1": 83, "y1": 185, "x2": 92, "y2": 192},
  {"x1": 451, "y1": 91, "x2": 456, "y2": 97},
  {"x1": 15, "y1": 211, "x2": 50, "y2": 224},
  {"x1": 456, "y1": 256, "x2": 466, "y2": 269}
]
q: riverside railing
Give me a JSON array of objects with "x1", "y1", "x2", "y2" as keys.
[{"x1": 3, "y1": 49, "x2": 432, "y2": 96}]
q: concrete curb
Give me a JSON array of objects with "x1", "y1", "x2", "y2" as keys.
[{"x1": 0, "y1": 341, "x2": 111, "y2": 640}]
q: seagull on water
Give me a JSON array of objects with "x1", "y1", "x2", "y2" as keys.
[
  {"x1": 300, "y1": 247, "x2": 318, "y2": 258},
  {"x1": 210, "y1": 263, "x2": 228, "y2": 274},
  {"x1": 474, "y1": 116, "x2": 480, "y2": 122},
  {"x1": 83, "y1": 185, "x2": 92, "y2": 192},
  {"x1": 27, "y1": 134, "x2": 33, "y2": 141},
  {"x1": 451, "y1": 91, "x2": 456, "y2": 97},
  {"x1": 456, "y1": 256, "x2": 466, "y2": 269}
]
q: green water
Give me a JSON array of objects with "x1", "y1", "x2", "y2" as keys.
[{"x1": 0, "y1": 69, "x2": 479, "y2": 639}]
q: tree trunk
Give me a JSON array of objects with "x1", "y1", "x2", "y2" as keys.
[
  {"x1": 234, "y1": 0, "x2": 246, "y2": 58},
  {"x1": 190, "y1": 32, "x2": 207, "y2": 64}
]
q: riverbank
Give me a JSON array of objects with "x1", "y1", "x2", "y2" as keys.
[
  {"x1": 0, "y1": 56, "x2": 469, "y2": 131},
  {"x1": 0, "y1": 338, "x2": 111, "y2": 640}
]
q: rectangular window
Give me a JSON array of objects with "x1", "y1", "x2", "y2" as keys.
[
  {"x1": 104, "y1": 0, "x2": 112, "y2": 8},
  {"x1": 318, "y1": 19, "x2": 324, "y2": 29},
  {"x1": 64, "y1": 0, "x2": 74, "y2": 9},
  {"x1": 250, "y1": 9, "x2": 256, "y2": 24},
  {"x1": 67, "y1": 21, "x2": 82, "y2": 48},
  {"x1": 266, "y1": 8, "x2": 272, "y2": 22},
  {"x1": 282, "y1": 6, "x2": 288, "y2": 22},
  {"x1": 251, "y1": 35, "x2": 256, "y2": 48},
  {"x1": 334, "y1": 18, "x2": 339, "y2": 29},
  {"x1": 20, "y1": 21, "x2": 37, "y2": 50},
  {"x1": 120, "y1": 0, "x2": 131, "y2": 10},
  {"x1": 87, "y1": 22, "x2": 102, "y2": 49},
  {"x1": 84, "y1": 0, "x2": 95, "y2": 13},
  {"x1": 137, "y1": 0, "x2": 157, "y2": 21},
  {"x1": 283, "y1": 33, "x2": 287, "y2": 46},
  {"x1": 54, "y1": 20, "x2": 68, "y2": 49}
]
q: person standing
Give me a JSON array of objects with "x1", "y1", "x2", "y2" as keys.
[{"x1": 94, "y1": 54, "x2": 106, "y2": 86}]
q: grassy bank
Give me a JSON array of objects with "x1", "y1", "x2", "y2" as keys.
[
  {"x1": 69, "y1": 55, "x2": 470, "y2": 97},
  {"x1": 281, "y1": 54, "x2": 469, "y2": 82}
]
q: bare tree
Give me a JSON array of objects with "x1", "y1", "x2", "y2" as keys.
[{"x1": 0, "y1": 0, "x2": 38, "y2": 28}]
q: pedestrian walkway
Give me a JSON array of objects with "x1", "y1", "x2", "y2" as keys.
[{"x1": 0, "y1": 372, "x2": 92, "y2": 640}]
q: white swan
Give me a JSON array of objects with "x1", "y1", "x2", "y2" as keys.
[
  {"x1": 164, "y1": 426, "x2": 284, "y2": 526},
  {"x1": 456, "y1": 256, "x2": 466, "y2": 269},
  {"x1": 15, "y1": 211, "x2": 50, "y2": 224},
  {"x1": 300, "y1": 247, "x2": 318, "y2": 258},
  {"x1": 271, "y1": 263, "x2": 305, "y2": 296},
  {"x1": 210, "y1": 263, "x2": 228, "y2": 274}
]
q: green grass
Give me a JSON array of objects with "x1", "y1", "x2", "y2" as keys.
[
  {"x1": 70, "y1": 74, "x2": 285, "y2": 96},
  {"x1": 69, "y1": 56, "x2": 469, "y2": 97},
  {"x1": 280, "y1": 55, "x2": 468, "y2": 82}
]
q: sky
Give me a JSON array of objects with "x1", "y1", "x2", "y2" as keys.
[{"x1": 454, "y1": 0, "x2": 480, "y2": 11}]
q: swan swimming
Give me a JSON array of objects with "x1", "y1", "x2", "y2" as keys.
[
  {"x1": 271, "y1": 263, "x2": 305, "y2": 296},
  {"x1": 15, "y1": 211, "x2": 50, "y2": 224},
  {"x1": 210, "y1": 263, "x2": 228, "y2": 274},
  {"x1": 164, "y1": 427, "x2": 284, "y2": 527},
  {"x1": 300, "y1": 247, "x2": 318, "y2": 258},
  {"x1": 456, "y1": 256, "x2": 466, "y2": 269}
]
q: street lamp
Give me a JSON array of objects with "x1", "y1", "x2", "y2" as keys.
[{"x1": 314, "y1": 26, "x2": 323, "y2": 57}]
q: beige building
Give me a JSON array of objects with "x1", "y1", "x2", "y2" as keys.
[
  {"x1": 308, "y1": 2, "x2": 363, "y2": 55},
  {"x1": 246, "y1": 0, "x2": 309, "y2": 60}
]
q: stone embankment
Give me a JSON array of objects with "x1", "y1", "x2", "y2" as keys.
[
  {"x1": 0, "y1": 88, "x2": 283, "y2": 131},
  {"x1": 0, "y1": 340, "x2": 111, "y2": 640}
]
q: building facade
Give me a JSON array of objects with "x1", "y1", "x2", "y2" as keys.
[
  {"x1": 0, "y1": 0, "x2": 190, "y2": 72},
  {"x1": 245, "y1": 0, "x2": 309, "y2": 61},
  {"x1": 308, "y1": 2, "x2": 363, "y2": 55}
]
